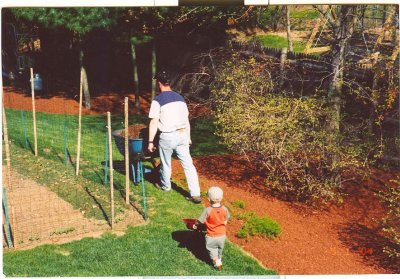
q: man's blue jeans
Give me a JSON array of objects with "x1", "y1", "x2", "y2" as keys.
[{"x1": 158, "y1": 130, "x2": 200, "y2": 197}]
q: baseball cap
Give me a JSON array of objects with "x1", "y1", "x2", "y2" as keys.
[
  {"x1": 153, "y1": 70, "x2": 172, "y2": 85},
  {"x1": 207, "y1": 186, "x2": 223, "y2": 202}
]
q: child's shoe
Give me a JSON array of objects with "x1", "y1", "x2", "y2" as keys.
[{"x1": 215, "y1": 258, "x2": 222, "y2": 270}]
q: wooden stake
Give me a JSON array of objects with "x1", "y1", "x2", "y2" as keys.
[
  {"x1": 2, "y1": 105, "x2": 12, "y2": 190},
  {"x1": 76, "y1": 70, "x2": 83, "y2": 175},
  {"x1": 30, "y1": 68, "x2": 38, "y2": 156},
  {"x1": 124, "y1": 97, "x2": 130, "y2": 204},
  {"x1": 107, "y1": 112, "x2": 115, "y2": 228}
]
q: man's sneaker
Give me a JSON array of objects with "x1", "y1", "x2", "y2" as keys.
[
  {"x1": 186, "y1": 196, "x2": 201, "y2": 204},
  {"x1": 154, "y1": 183, "x2": 171, "y2": 192},
  {"x1": 216, "y1": 264, "x2": 222, "y2": 271}
]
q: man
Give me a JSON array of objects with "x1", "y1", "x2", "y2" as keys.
[{"x1": 148, "y1": 70, "x2": 201, "y2": 204}]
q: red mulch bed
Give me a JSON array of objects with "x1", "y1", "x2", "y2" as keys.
[{"x1": 3, "y1": 86, "x2": 398, "y2": 274}]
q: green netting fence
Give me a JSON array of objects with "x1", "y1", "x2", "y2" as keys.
[{"x1": 3, "y1": 108, "x2": 148, "y2": 249}]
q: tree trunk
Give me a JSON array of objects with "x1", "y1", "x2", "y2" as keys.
[
  {"x1": 279, "y1": 48, "x2": 287, "y2": 90},
  {"x1": 79, "y1": 45, "x2": 91, "y2": 109},
  {"x1": 381, "y1": 5, "x2": 387, "y2": 26},
  {"x1": 151, "y1": 41, "x2": 157, "y2": 101},
  {"x1": 272, "y1": 6, "x2": 281, "y2": 32},
  {"x1": 286, "y1": 6, "x2": 293, "y2": 52},
  {"x1": 130, "y1": 39, "x2": 140, "y2": 111},
  {"x1": 360, "y1": 5, "x2": 366, "y2": 32},
  {"x1": 327, "y1": 5, "x2": 358, "y2": 185},
  {"x1": 328, "y1": 6, "x2": 358, "y2": 135},
  {"x1": 368, "y1": 54, "x2": 380, "y2": 136}
]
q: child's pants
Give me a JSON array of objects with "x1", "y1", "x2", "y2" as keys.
[{"x1": 205, "y1": 235, "x2": 226, "y2": 260}]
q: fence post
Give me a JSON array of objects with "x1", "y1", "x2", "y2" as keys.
[
  {"x1": 20, "y1": 111, "x2": 28, "y2": 149},
  {"x1": 139, "y1": 161, "x2": 147, "y2": 220},
  {"x1": 124, "y1": 97, "x2": 130, "y2": 204},
  {"x1": 64, "y1": 120, "x2": 68, "y2": 165},
  {"x1": 30, "y1": 68, "x2": 38, "y2": 156},
  {"x1": 2, "y1": 106, "x2": 12, "y2": 190},
  {"x1": 104, "y1": 132, "x2": 109, "y2": 185},
  {"x1": 2, "y1": 188, "x2": 13, "y2": 248},
  {"x1": 107, "y1": 112, "x2": 115, "y2": 228},
  {"x1": 76, "y1": 70, "x2": 83, "y2": 175}
]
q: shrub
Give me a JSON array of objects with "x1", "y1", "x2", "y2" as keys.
[
  {"x1": 235, "y1": 211, "x2": 281, "y2": 239},
  {"x1": 232, "y1": 200, "x2": 246, "y2": 209},
  {"x1": 378, "y1": 178, "x2": 400, "y2": 258},
  {"x1": 211, "y1": 55, "x2": 365, "y2": 202}
]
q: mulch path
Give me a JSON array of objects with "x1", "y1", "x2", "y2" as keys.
[
  {"x1": 171, "y1": 156, "x2": 399, "y2": 274},
  {"x1": 3, "y1": 87, "x2": 398, "y2": 274}
]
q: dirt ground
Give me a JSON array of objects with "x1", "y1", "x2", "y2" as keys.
[{"x1": 2, "y1": 87, "x2": 398, "y2": 274}]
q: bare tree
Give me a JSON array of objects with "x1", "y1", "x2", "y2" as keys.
[
  {"x1": 314, "y1": 5, "x2": 359, "y2": 186},
  {"x1": 285, "y1": 6, "x2": 293, "y2": 52}
]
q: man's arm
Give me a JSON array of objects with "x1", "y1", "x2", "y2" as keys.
[{"x1": 148, "y1": 118, "x2": 158, "y2": 152}]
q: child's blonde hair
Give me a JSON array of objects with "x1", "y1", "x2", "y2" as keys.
[{"x1": 207, "y1": 186, "x2": 223, "y2": 203}]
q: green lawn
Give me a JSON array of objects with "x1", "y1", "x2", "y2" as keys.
[
  {"x1": 256, "y1": 34, "x2": 306, "y2": 53},
  {"x1": 2, "y1": 109, "x2": 275, "y2": 276},
  {"x1": 290, "y1": 8, "x2": 319, "y2": 20}
]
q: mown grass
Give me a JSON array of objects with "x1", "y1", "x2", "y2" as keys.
[
  {"x1": 256, "y1": 34, "x2": 306, "y2": 53},
  {"x1": 2, "y1": 109, "x2": 275, "y2": 276},
  {"x1": 290, "y1": 8, "x2": 319, "y2": 20}
]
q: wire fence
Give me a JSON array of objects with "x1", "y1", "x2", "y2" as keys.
[{"x1": 2, "y1": 106, "x2": 148, "y2": 250}]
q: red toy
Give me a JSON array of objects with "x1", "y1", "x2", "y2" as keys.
[{"x1": 182, "y1": 218, "x2": 206, "y2": 231}]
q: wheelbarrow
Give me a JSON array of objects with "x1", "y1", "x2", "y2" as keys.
[{"x1": 112, "y1": 126, "x2": 160, "y2": 184}]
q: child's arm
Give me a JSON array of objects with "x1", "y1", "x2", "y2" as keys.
[
  {"x1": 224, "y1": 206, "x2": 231, "y2": 225},
  {"x1": 193, "y1": 208, "x2": 209, "y2": 230}
]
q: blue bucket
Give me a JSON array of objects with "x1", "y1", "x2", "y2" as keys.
[
  {"x1": 130, "y1": 138, "x2": 144, "y2": 156},
  {"x1": 112, "y1": 129, "x2": 146, "y2": 159}
]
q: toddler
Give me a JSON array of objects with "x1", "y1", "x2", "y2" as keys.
[{"x1": 194, "y1": 186, "x2": 230, "y2": 270}]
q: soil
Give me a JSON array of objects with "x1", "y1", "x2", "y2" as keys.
[
  {"x1": 172, "y1": 156, "x2": 399, "y2": 274},
  {"x1": 2, "y1": 87, "x2": 398, "y2": 274},
  {"x1": 121, "y1": 124, "x2": 148, "y2": 139}
]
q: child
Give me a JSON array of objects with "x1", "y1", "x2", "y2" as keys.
[{"x1": 193, "y1": 186, "x2": 230, "y2": 270}]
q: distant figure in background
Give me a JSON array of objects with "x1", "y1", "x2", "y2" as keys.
[
  {"x1": 147, "y1": 70, "x2": 201, "y2": 204},
  {"x1": 193, "y1": 186, "x2": 230, "y2": 270}
]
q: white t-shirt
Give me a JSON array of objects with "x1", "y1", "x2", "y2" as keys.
[{"x1": 148, "y1": 91, "x2": 189, "y2": 133}]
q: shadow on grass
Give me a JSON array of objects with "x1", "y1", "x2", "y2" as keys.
[
  {"x1": 338, "y1": 222, "x2": 399, "y2": 273},
  {"x1": 84, "y1": 187, "x2": 111, "y2": 227},
  {"x1": 171, "y1": 182, "x2": 190, "y2": 199},
  {"x1": 172, "y1": 230, "x2": 210, "y2": 266},
  {"x1": 101, "y1": 160, "x2": 147, "y2": 221}
]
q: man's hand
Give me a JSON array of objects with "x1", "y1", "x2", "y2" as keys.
[
  {"x1": 192, "y1": 224, "x2": 197, "y2": 230},
  {"x1": 188, "y1": 139, "x2": 192, "y2": 145},
  {"x1": 148, "y1": 142, "x2": 156, "y2": 153}
]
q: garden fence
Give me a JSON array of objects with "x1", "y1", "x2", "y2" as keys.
[{"x1": 2, "y1": 102, "x2": 147, "y2": 249}]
